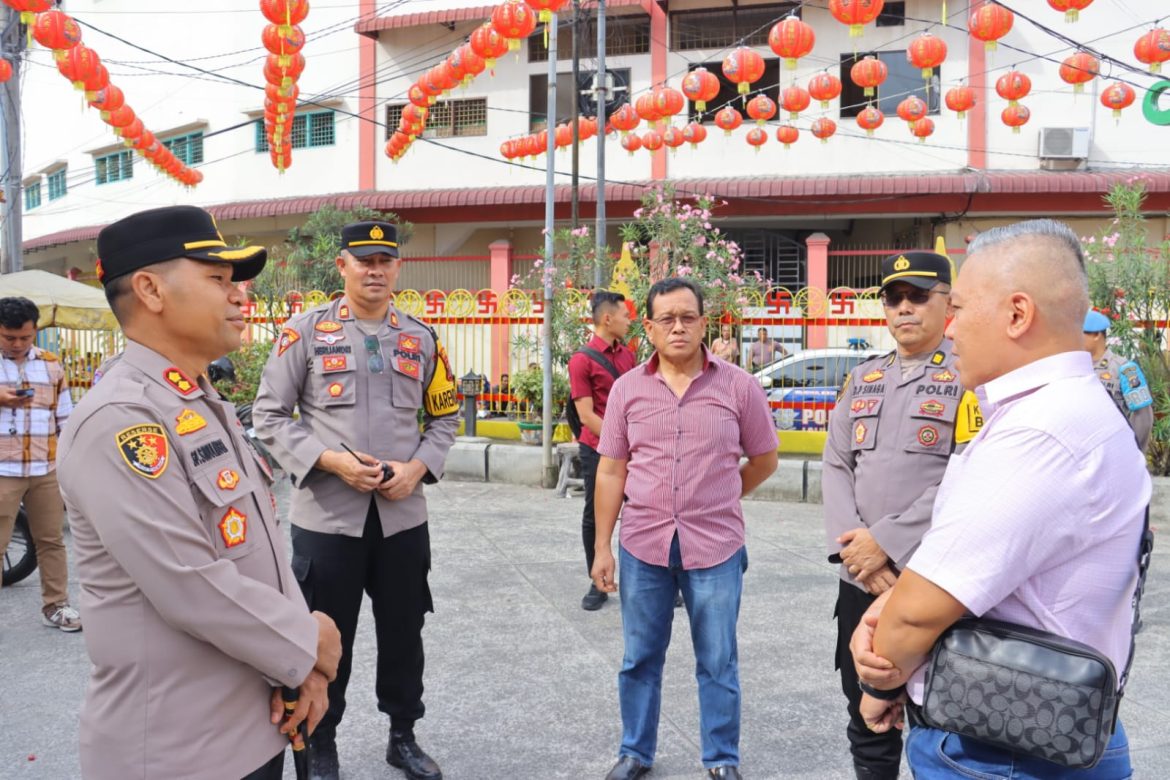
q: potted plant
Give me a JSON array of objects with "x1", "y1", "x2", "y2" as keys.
[{"x1": 510, "y1": 365, "x2": 570, "y2": 444}]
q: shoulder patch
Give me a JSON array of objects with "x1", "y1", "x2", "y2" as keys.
[
  {"x1": 954, "y1": 390, "x2": 984, "y2": 444},
  {"x1": 1119, "y1": 360, "x2": 1153, "y2": 412},
  {"x1": 930, "y1": 350, "x2": 946, "y2": 366},
  {"x1": 277, "y1": 327, "x2": 301, "y2": 356},
  {"x1": 38, "y1": 350, "x2": 59, "y2": 362},
  {"x1": 424, "y1": 337, "x2": 459, "y2": 417},
  {"x1": 163, "y1": 367, "x2": 197, "y2": 395},
  {"x1": 116, "y1": 424, "x2": 170, "y2": 479}
]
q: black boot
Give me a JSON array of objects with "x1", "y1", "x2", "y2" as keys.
[
  {"x1": 308, "y1": 733, "x2": 339, "y2": 780},
  {"x1": 387, "y1": 729, "x2": 443, "y2": 780}
]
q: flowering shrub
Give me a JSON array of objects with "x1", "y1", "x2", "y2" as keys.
[
  {"x1": 511, "y1": 184, "x2": 772, "y2": 367},
  {"x1": 1084, "y1": 181, "x2": 1170, "y2": 473}
]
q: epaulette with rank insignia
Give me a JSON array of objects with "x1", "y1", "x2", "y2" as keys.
[{"x1": 38, "y1": 350, "x2": 59, "y2": 362}]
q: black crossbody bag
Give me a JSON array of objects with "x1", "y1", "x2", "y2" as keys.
[
  {"x1": 565, "y1": 347, "x2": 621, "y2": 440},
  {"x1": 920, "y1": 509, "x2": 1154, "y2": 769}
]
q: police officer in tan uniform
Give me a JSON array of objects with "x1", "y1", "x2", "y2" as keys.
[
  {"x1": 1084, "y1": 309, "x2": 1154, "y2": 453},
  {"x1": 253, "y1": 221, "x2": 459, "y2": 780},
  {"x1": 822, "y1": 251, "x2": 981, "y2": 780},
  {"x1": 56, "y1": 206, "x2": 342, "y2": 780}
]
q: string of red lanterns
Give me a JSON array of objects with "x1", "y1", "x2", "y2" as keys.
[
  {"x1": 260, "y1": 0, "x2": 310, "y2": 172},
  {"x1": 5, "y1": 4, "x2": 202, "y2": 186}
]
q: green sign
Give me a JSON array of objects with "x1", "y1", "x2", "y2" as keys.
[{"x1": 1144, "y1": 80, "x2": 1170, "y2": 126}]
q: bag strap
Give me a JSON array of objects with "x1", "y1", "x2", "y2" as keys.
[
  {"x1": 579, "y1": 346, "x2": 621, "y2": 381},
  {"x1": 1119, "y1": 506, "x2": 1154, "y2": 696}
]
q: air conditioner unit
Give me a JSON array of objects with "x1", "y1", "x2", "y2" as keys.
[{"x1": 1039, "y1": 127, "x2": 1090, "y2": 159}]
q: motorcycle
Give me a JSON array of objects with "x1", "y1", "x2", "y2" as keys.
[{"x1": 3, "y1": 506, "x2": 37, "y2": 587}]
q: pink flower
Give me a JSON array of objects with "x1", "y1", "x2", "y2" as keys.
[
  {"x1": 711, "y1": 278, "x2": 725, "y2": 288},
  {"x1": 534, "y1": 258, "x2": 544, "y2": 267},
  {"x1": 1103, "y1": 232, "x2": 1120, "y2": 248},
  {"x1": 677, "y1": 265, "x2": 692, "y2": 276},
  {"x1": 633, "y1": 208, "x2": 643, "y2": 218},
  {"x1": 703, "y1": 222, "x2": 712, "y2": 230}
]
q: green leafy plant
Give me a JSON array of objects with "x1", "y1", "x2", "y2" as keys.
[
  {"x1": 509, "y1": 365, "x2": 570, "y2": 419},
  {"x1": 211, "y1": 340, "x2": 275, "y2": 407},
  {"x1": 1084, "y1": 180, "x2": 1170, "y2": 473}
]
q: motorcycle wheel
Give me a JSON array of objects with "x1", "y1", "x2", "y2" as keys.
[{"x1": 3, "y1": 507, "x2": 38, "y2": 587}]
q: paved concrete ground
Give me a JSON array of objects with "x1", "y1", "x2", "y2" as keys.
[{"x1": 2, "y1": 480, "x2": 1169, "y2": 778}]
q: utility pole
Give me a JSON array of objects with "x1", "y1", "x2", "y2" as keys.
[
  {"x1": 569, "y1": 0, "x2": 580, "y2": 230},
  {"x1": 0, "y1": 7, "x2": 25, "y2": 274},
  {"x1": 593, "y1": 0, "x2": 606, "y2": 287},
  {"x1": 541, "y1": 12, "x2": 558, "y2": 487}
]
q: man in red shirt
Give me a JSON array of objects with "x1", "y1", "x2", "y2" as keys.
[
  {"x1": 568, "y1": 291, "x2": 636, "y2": 611},
  {"x1": 592, "y1": 278, "x2": 779, "y2": 780}
]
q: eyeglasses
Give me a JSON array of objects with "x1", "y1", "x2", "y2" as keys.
[
  {"x1": 650, "y1": 313, "x2": 702, "y2": 328},
  {"x1": 364, "y1": 335, "x2": 385, "y2": 374},
  {"x1": 880, "y1": 288, "x2": 948, "y2": 308}
]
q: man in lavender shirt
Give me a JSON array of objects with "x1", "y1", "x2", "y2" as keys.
[
  {"x1": 591, "y1": 278, "x2": 779, "y2": 780},
  {"x1": 851, "y1": 220, "x2": 1150, "y2": 778}
]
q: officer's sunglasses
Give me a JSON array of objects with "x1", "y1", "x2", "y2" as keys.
[
  {"x1": 364, "y1": 335, "x2": 385, "y2": 374},
  {"x1": 880, "y1": 288, "x2": 948, "y2": 308}
]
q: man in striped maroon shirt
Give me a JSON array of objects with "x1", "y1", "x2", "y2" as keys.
[{"x1": 591, "y1": 278, "x2": 779, "y2": 780}]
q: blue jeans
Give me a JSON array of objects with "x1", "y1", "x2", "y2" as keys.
[
  {"x1": 906, "y1": 722, "x2": 1132, "y2": 779},
  {"x1": 617, "y1": 536, "x2": 747, "y2": 768}
]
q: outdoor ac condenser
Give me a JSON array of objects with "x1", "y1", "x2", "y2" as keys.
[{"x1": 1038, "y1": 127, "x2": 1091, "y2": 170}]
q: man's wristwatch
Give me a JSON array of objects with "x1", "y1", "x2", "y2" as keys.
[{"x1": 858, "y1": 681, "x2": 905, "y2": 701}]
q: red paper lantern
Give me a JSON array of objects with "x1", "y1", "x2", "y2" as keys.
[
  {"x1": 408, "y1": 84, "x2": 431, "y2": 108},
  {"x1": 498, "y1": 139, "x2": 515, "y2": 160},
  {"x1": 419, "y1": 71, "x2": 444, "y2": 101},
  {"x1": 267, "y1": 82, "x2": 299, "y2": 107},
  {"x1": 745, "y1": 127, "x2": 768, "y2": 151},
  {"x1": 995, "y1": 70, "x2": 1031, "y2": 105},
  {"x1": 264, "y1": 52, "x2": 305, "y2": 88},
  {"x1": 1059, "y1": 51, "x2": 1099, "y2": 93},
  {"x1": 554, "y1": 123, "x2": 574, "y2": 149},
  {"x1": 260, "y1": 0, "x2": 309, "y2": 28},
  {"x1": 432, "y1": 62, "x2": 460, "y2": 93},
  {"x1": 768, "y1": 15, "x2": 815, "y2": 70},
  {"x1": 457, "y1": 45, "x2": 486, "y2": 84},
  {"x1": 90, "y1": 85, "x2": 124, "y2": 115},
  {"x1": 104, "y1": 104, "x2": 136, "y2": 129},
  {"x1": 896, "y1": 95, "x2": 927, "y2": 125},
  {"x1": 828, "y1": 0, "x2": 885, "y2": 38},
  {"x1": 491, "y1": 1, "x2": 537, "y2": 52},
  {"x1": 910, "y1": 117, "x2": 934, "y2": 143},
  {"x1": 82, "y1": 64, "x2": 110, "y2": 100},
  {"x1": 776, "y1": 124, "x2": 799, "y2": 148},
  {"x1": 32, "y1": 10, "x2": 82, "y2": 52},
  {"x1": 56, "y1": 45, "x2": 101, "y2": 89},
  {"x1": 945, "y1": 85, "x2": 976, "y2": 119},
  {"x1": 635, "y1": 92, "x2": 662, "y2": 123},
  {"x1": 621, "y1": 133, "x2": 642, "y2": 156},
  {"x1": 722, "y1": 47, "x2": 765, "y2": 96},
  {"x1": 0, "y1": 59, "x2": 10, "y2": 83},
  {"x1": 470, "y1": 23, "x2": 510, "y2": 70},
  {"x1": 524, "y1": 0, "x2": 567, "y2": 25},
  {"x1": 131, "y1": 130, "x2": 156, "y2": 152},
  {"x1": 270, "y1": 148, "x2": 292, "y2": 172},
  {"x1": 682, "y1": 121, "x2": 707, "y2": 149},
  {"x1": 811, "y1": 117, "x2": 837, "y2": 143},
  {"x1": 1134, "y1": 28, "x2": 1170, "y2": 74},
  {"x1": 714, "y1": 106, "x2": 743, "y2": 136},
  {"x1": 118, "y1": 117, "x2": 144, "y2": 142},
  {"x1": 681, "y1": 67, "x2": 720, "y2": 112},
  {"x1": 969, "y1": 2, "x2": 1014, "y2": 52},
  {"x1": 808, "y1": 72, "x2": 842, "y2": 108},
  {"x1": 610, "y1": 103, "x2": 640, "y2": 135},
  {"x1": 9, "y1": 0, "x2": 50, "y2": 25},
  {"x1": 536, "y1": 129, "x2": 549, "y2": 154},
  {"x1": 652, "y1": 86, "x2": 685, "y2": 120},
  {"x1": 856, "y1": 105, "x2": 884, "y2": 135},
  {"x1": 780, "y1": 85, "x2": 810, "y2": 120},
  {"x1": 1100, "y1": 82, "x2": 1136, "y2": 120},
  {"x1": 850, "y1": 55, "x2": 887, "y2": 98},
  {"x1": 746, "y1": 94, "x2": 777, "y2": 125},
  {"x1": 1001, "y1": 103, "x2": 1030, "y2": 134},
  {"x1": 642, "y1": 129, "x2": 664, "y2": 152},
  {"x1": 662, "y1": 125, "x2": 686, "y2": 151},
  {"x1": 524, "y1": 134, "x2": 544, "y2": 158},
  {"x1": 262, "y1": 24, "x2": 305, "y2": 67},
  {"x1": 907, "y1": 33, "x2": 947, "y2": 82},
  {"x1": 1047, "y1": 0, "x2": 1093, "y2": 23}
]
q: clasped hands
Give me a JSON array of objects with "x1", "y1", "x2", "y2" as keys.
[
  {"x1": 270, "y1": 610, "x2": 343, "y2": 739},
  {"x1": 323, "y1": 448, "x2": 426, "y2": 500},
  {"x1": 837, "y1": 528, "x2": 897, "y2": 596},
  {"x1": 850, "y1": 596, "x2": 907, "y2": 734}
]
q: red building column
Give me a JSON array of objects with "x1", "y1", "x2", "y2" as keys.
[
  {"x1": 967, "y1": 31, "x2": 987, "y2": 170},
  {"x1": 490, "y1": 240, "x2": 514, "y2": 383},
  {"x1": 805, "y1": 232, "x2": 830, "y2": 349},
  {"x1": 642, "y1": 0, "x2": 668, "y2": 181}
]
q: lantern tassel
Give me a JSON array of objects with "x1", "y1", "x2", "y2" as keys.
[
  {"x1": 1066, "y1": 10, "x2": 1078, "y2": 22},
  {"x1": 942, "y1": 0, "x2": 947, "y2": 26}
]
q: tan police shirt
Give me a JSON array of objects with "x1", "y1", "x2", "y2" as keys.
[
  {"x1": 253, "y1": 297, "x2": 460, "y2": 537},
  {"x1": 1095, "y1": 348, "x2": 1154, "y2": 453},
  {"x1": 55, "y1": 340, "x2": 319, "y2": 780},
  {"x1": 822, "y1": 339, "x2": 982, "y2": 588}
]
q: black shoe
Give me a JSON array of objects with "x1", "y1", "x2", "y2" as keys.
[
  {"x1": 604, "y1": 755, "x2": 651, "y2": 780},
  {"x1": 387, "y1": 730, "x2": 442, "y2": 780},
  {"x1": 708, "y1": 767, "x2": 742, "y2": 779},
  {"x1": 582, "y1": 584, "x2": 608, "y2": 611},
  {"x1": 674, "y1": 592, "x2": 684, "y2": 608},
  {"x1": 308, "y1": 734, "x2": 339, "y2": 780}
]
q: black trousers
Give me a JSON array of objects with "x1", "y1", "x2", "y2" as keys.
[
  {"x1": 579, "y1": 443, "x2": 600, "y2": 578},
  {"x1": 835, "y1": 579, "x2": 903, "y2": 777},
  {"x1": 291, "y1": 500, "x2": 433, "y2": 740},
  {"x1": 240, "y1": 750, "x2": 284, "y2": 780}
]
